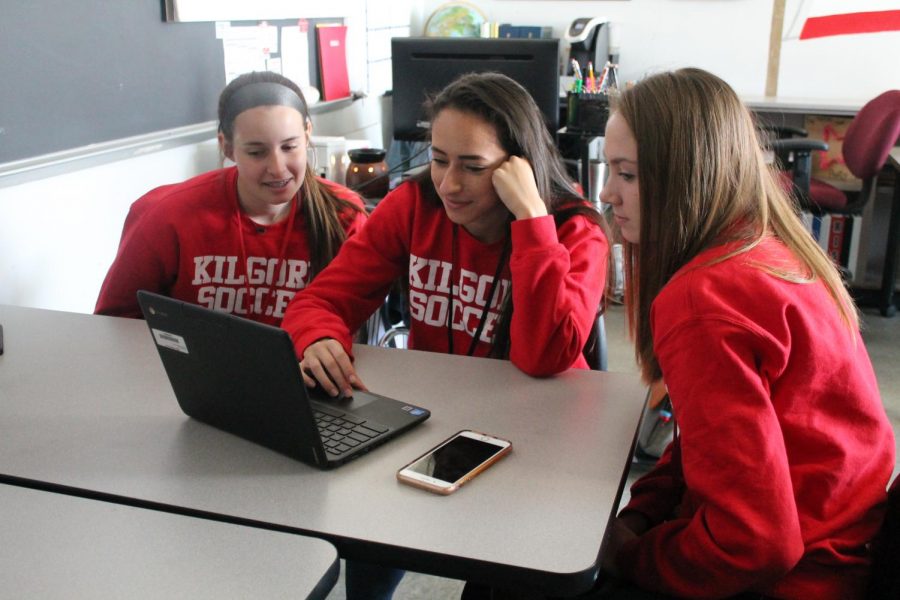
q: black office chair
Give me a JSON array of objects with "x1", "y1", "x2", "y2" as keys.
[
  {"x1": 756, "y1": 123, "x2": 815, "y2": 174},
  {"x1": 770, "y1": 90, "x2": 900, "y2": 216},
  {"x1": 376, "y1": 320, "x2": 409, "y2": 349},
  {"x1": 866, "y1": 473, "x2": 900, "y2": 599},
  {"x1": 582, "y1": 312, "x2": 608, "y2": 371},
  {"x1": 372, "y1": 285, "x2": 409, "y2": 348}
]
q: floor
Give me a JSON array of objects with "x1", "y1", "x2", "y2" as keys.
[{"x1": 326, "y1": 302, "x2": 900, "y2": 599}]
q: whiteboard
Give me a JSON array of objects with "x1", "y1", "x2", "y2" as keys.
[{"x1": 165, "y1": 0, "x2": 360, "y2": 21}]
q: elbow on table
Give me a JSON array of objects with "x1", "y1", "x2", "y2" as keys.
[
  {"x1": 510, "y1": 348, "x2": 581, "y2": 378},
  {"x1": 514, "y1": 361, "x2": 558, "y2": 378},
  {"x1": 94, "y1": 301, "x2": 143, "y2": 319}
]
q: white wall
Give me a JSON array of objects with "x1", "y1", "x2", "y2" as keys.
[
  {"x1": 0, "y1": 140, "x2": 222, "y2": 313},
  {"x1": 414, "y1": 0, "x2": 900, "y2": 100}
]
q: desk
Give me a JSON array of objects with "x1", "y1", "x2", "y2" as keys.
[
  {"x1": 1, "y1": 483, "x2": 339, "y2": 599},
  {"x1": 0, "y1": 305, "x2": 646, "y2": 596},
  {"x1": 741, "y1": 95, "x2": 865, "y2": 117},
  {"x1": 879, "y1": 148, "x2": 900, "y2": 316},
  {"x1": 745, "y1": 99, "x2": 900, "y2": 315}
]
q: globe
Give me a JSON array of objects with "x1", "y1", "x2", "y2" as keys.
[{"x1": 425, "y1": 2, "x2": 487, "y2": 38}]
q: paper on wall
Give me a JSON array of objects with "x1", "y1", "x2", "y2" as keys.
[
  {"x1": 221, "y1": 23, "x2": 279, "y2": 83},
  {"x1": 280, "y1": 24, "x2": 311, "y2": 90}
]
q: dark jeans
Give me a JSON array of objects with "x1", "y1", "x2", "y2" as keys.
[{"x1": 344, "y1": 559, "x2": 405, "y2": 600}]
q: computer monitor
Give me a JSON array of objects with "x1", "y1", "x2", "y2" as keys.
[{"x1": 391, "y1": 37, "x2": 560, "y2": 141}]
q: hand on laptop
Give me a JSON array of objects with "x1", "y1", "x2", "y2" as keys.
[{"x1": 300, "y1": 338, "x2": 368, "y2": 398}]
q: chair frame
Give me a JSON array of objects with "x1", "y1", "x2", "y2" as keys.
[{"x1": 866, "y1": 474, "x2": 900, "y2": 599}]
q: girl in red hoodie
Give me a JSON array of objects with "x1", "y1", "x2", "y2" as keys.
[
  {"x1": 597, "y1": 68, "x2": 894, "y2": 599},
  {"x1": 283, "y1": 70, "x2": 610, "y2": 600},
  {"x1": 283, "y1": 72, "x2": 609, "y2": 399},
  {"x1": 95, "y1": 71, "x2": 366, "y2": 325}
]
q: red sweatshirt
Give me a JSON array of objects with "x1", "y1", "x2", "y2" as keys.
[
  {"x1": 282, "y1": 181, "x2": 608, "y2": 376},
  {"x1": 95, "y1": 167, "x2": 366, "y2": 326},
  {"x1": 618, "y1": 237, "x2": 895, "y2": 599}
]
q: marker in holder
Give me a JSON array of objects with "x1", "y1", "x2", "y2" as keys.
[{"x1": 566, "y1": 92, "x2": 610, "y2": 136}]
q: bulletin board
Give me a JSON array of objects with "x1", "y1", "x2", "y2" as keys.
[
  {"x1": 221, "y1": 18, "x2": 345, "y2": 97},
  {"x1": 0, "y1": 0, "x2": 225, "y2": 165}
]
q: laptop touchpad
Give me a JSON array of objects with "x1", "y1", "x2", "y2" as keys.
[
  {"x1": 323, "y1": 391, "x2": 377, "y2": 410},
  {"x1": 307, "y1": 386, "x2": 377, "y2": 409}
]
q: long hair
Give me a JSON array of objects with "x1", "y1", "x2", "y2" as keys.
[
  {"x1": 218, "y1": 71, "x2": 363, "y2": 278},
  {"x1": 414, "y1": 71, "x2": 610, "y2": 358},
  {"x1": 613, "y1": 68, "x2": 857, "y2": 382}
]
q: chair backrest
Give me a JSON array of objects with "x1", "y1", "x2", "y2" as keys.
[
  {"x1": 843, "y1": 90, "x2": 900, "y2": 181},
  {"x1": 582, "y1": 313, "x2": 608, "y2": 371},
  {"x1": 866, "y1": 473, "x2": 900, "y2": 599}
]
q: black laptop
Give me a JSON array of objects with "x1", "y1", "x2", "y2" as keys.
[{"x1": 137, "y1": 291, "x2": 430, "y2": 469}]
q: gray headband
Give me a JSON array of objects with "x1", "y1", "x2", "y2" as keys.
[{"x1": 221, "y1": 82, "x2": 307, "y2": 130}]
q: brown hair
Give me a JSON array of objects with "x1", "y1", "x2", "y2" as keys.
[
  {"x1": 612, "y1": 68, "x2": 857, "y2": 381},
  {"x1": 218, "y1": 71, "x2": 363, "y2": 278},
  {"x1": 415, "y1": 71, "x2": 611, "y2": 358}
]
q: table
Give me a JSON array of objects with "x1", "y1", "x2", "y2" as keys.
[
  {"x1": 0, "y1": 305, "x2": 646, "y2": 596},
  {"x1": 741, "y1": 95, "x2": 865, "y2": 117},
  {"x1": 1, "y1": 483, "x2": 339, "y2": 599},
  {"x1": 878, "y1": 148, "x2": 900, "y2": 316}
]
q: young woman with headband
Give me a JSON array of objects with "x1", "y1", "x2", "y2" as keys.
[{"x1": 95, "y1": 71, "x2": 366, "y2": 325}]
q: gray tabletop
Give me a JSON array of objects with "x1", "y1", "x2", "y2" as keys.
[
  {"x1": 1, "y1": 483, "x2": 338, "y2": 599},
  {"x1": 0, "y1": 305, "x2": 646, "y2": 595}
]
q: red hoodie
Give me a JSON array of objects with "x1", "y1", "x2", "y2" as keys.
[
  {"x1": 617, "y1": 237, "x2": 895, "y2": 599},
  {"x1": 95, "y1": 167, "x2": 366, "y2": 326},
  {"x1": 282, "y1": 180, "x2": 608, "y2": 376}
]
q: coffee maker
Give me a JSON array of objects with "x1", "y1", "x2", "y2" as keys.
[{"x1": 564, "y1": 17, "x2": 611, "y2": 75}]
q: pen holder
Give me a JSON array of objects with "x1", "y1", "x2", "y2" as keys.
[{"x1": 566, "y1": 92, "x2": 610, "y2": 136}]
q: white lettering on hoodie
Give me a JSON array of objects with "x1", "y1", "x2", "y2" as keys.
[
  {"x1": 407, "y1": 253, "x2": 509, "y2": 344},
  {"x1": 192, "y1": 255, "x2": 310, "y2": 319}
]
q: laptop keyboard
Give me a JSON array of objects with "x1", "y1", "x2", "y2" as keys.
[{"x1": 314, "y1": 408, "x2": 389, "y2": 456}]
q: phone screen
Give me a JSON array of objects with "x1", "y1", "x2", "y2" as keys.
[{"x1": 405, "y1": 434, "x2": 506, "y2": 484}]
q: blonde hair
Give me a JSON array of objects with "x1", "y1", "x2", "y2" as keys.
[
  {"x1": 613, "y1": 68, "x2": 857, "y2": 382},
  {"x1": 300, "y1": 170, "x2": 362, "y2": 278}
]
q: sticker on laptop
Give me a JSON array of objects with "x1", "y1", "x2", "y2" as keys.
[{"x1": 151, "y1": 328, "x2": 189, "y2": 354}]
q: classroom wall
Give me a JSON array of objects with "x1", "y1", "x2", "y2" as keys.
[
  {"x1": 0, "y1": 0, "x2": 401, "y2": 314},
  {"x1": 0, "y1": 140, "x2": 222, "y2": 313},
  {"x1": 413, "y1": 0, "x2": 899, "y2": 100},
  {"x1": 0, "y1": 95, "x2": 385, "y2": 314},
  {"x1": 3, "y1": 0, "x2": 897, "y2": 313}
]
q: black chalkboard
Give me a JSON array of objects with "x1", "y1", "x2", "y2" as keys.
[{"x1": 0, "y1": 1, "x2": 225, "y2": 165}]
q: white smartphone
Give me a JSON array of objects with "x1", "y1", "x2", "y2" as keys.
[{"x1": 396, "y1": 430, "x2": 512, "y2": 495}]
